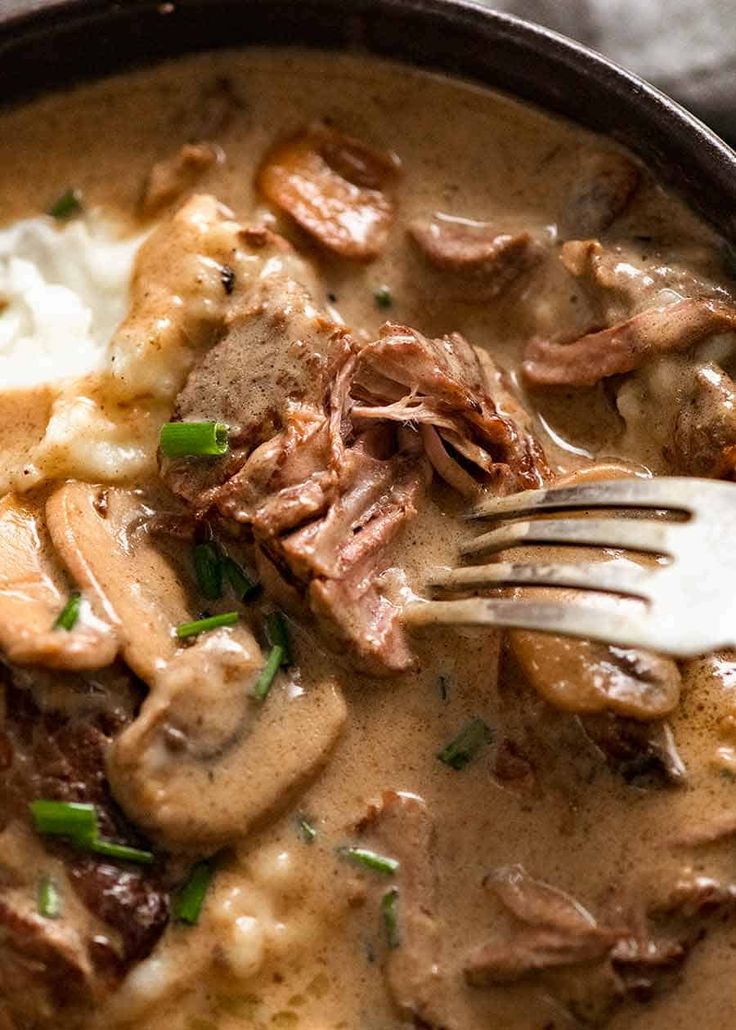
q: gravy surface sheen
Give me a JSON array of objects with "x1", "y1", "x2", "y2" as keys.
[{"x1": 1, "y1": 49, "x2": 736, "y2": 1030}]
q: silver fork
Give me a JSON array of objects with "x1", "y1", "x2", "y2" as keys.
[{"x1": 403, "y1": 477, "x2": 736, "y2": 657}]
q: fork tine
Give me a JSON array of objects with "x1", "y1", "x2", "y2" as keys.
[
  {"x1": 469, "y1": 476, "x2": 702, "y2": 522},
  {"x1": 461, "y1": 517, "x2": 673, "y2": 559},
  {"x1": 427, "y1": 561, "x2": 652, "y2": 598},
  {"x1": 403, "y1": 597, "x2": 657, "y2": 650}
]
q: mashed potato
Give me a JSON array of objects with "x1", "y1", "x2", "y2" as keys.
[{"x1": 0, "y1": 214, "x2": 141, "y2": 388}]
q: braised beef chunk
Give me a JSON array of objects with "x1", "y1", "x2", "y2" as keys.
[
  {"x1": 579, "y1": 714, "x2": 687, "y2": 787},
  {"x1": 257, "y1": 122, "x2": 400, "y2": 260},
  {"x1": 165, "y1": 277, "x2": 545, "y2": 674},
  {"x1": 668, "y1": 363, "x2": 736, "y2": 478},
  {"x1": 0, "y1": 673, "x2": 173, "y2": 1028},
  {"x1": 358, "y1": 792, "x2": 442, "y2": 1021},
  {"x1": 523, "y1": 298, "x2": 736, "y2": 387},
  {"x1": 409, "y1": 216, "x2": 542, "y2": 300},
  {"x1": 466, "y1": 866, "x2": 736, "y2": 1021},
  {"x1": 559, "y1": 150, "x2": 640, "y2": 239},
  {"x1": 464, "y1": 865, "x2": 618, "y2": 986},
  {"x1": 139, "y1": 142, "x2": 219, "y2": 217}
]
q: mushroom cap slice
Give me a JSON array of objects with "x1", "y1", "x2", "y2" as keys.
[
  {"x1": 46, "y1": 481, "x2": 346, "y2": 852},
  {"x1": 0, "y1": 494, "x2": 117, "y2": 670},
  {"x1": 258, "y1": 123, "x2": 399, "y2": 261}
]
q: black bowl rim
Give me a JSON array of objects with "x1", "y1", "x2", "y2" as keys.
[{"x1": 2, "y1": 0, "x2": 736, "y2": 241}]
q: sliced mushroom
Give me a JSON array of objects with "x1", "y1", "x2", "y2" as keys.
[
  {"x1": 409, "y1": 215, "x2": 542, "y2": 301},
  {"x1": 0, "y1": 494, "x2": 117, "y2": 671},
  {"x1": 45, "y1": 481, "x2": 346, "y2": 852},
  {"x1": 257, "y1": 122, "x2": 399, "y2": 260},
  {"x1": 509, "y1": 586, "x2": 681, "y2": 720},
  {"x1": 113, "y1": 659, "x2": 346, "y2": 852},
  {"x1": 506, "y1": 464, "x2": 681, "y2": 721}
]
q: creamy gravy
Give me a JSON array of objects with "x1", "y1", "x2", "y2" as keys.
[{"x1": 1, "y1": 49, "x2": 736, "y2": 1030}]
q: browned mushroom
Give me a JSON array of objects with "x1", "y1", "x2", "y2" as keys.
[
  {"x1": 257, "y1": 122, "x2": 400, "y2": 260},
  {"x1": 45, "y1": 481, "x2": 346, "y2": 852},
  {"x1": 0, "y1": 494, "x2": 118, "y2": 671}
]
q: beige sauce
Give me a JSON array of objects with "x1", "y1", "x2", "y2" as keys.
[{"x1": 1, "y1": 49, "x2": 736, "y2": 1030}]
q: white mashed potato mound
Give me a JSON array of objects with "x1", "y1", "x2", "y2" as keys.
[{"x1": 0, "y1": 214, "x2": 141, "y2": 388}]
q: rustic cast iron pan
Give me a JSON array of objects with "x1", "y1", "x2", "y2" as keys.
[{"x1": 2, "y1": 0, "x2": 736, "y2": 241}]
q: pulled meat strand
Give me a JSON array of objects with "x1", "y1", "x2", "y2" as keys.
[{"x1": 523, "y1": 298, "x2": 736, "y2": 387}]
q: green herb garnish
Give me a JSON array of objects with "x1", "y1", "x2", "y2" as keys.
[
  {"x1": 48, "y1": 189, "x2": 83, "y2": 220},
  {"x1": 223, "y1": 556, "x2": 260, "y2": 601},
  {"x1": 193, "y1": 541, "x2": 223, "y2": 600},
  {"x1": 38, "y1": 876, "x2": 61, "y2": 919},
  {"x1": 159, "y1": 421, "x2": 229, "y2": 459},
  {"x1": 252, "y1": 644, "x2": 284, "y2": 701},
  {"x1": 174, "y1": 860, "x2": 215, "y2": 925},
  {"x1": 381, "y1": 886, "x2": 400, "y2": 949},
  {"x1": 297, "y1": 816, "x2": 317, "y2": 844},
  {"x1": 176, "y1": 611, "x2": 239, "y2": 639},
  {"x1": 340, "y1": 846, "x2": 399, "y2": 876},
  {"x1": 437, "y1": 718, "x2": 493, "y2": 771},
  {"x1": 29, "y1": 800, "x2": 155, "y2": 865},
  {"x1": 54, "y1": 591, "x2": 81, "y2": 632},
  {"x1": 265, "y1": 611, "x2": 291, "y2": 666},
  {"x1": 374, "y1": 285, "x2": 392, "y2": 309}
]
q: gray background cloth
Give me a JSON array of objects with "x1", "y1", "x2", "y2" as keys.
[{"x1": 486, "y1": 0, "x2": 736, "y2": 143}]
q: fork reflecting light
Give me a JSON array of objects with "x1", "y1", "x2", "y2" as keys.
[{"x1": 403, "y1": 477, "x2": 736, "y2": 657}]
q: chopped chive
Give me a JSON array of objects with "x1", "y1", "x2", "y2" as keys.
[
  {"x1": 53, "y1": 591, "x2": 81, "y2": 632},
  {"x1": 437, "y1": 718, "x2": 493, "y2": 771},
  {"x1": 223, "y1": 556, "x2": 259, "y2": 601},
  {"x1": 48, "y1": 188, "x2": 83, "y2": 220},
  {"x1": 30, "y1": 800, "x2": 96, "y2": 839},
  {"x1": 374, "y1": 285, "x2": 392, "y2": 309},
  {"x1": 297, "y1": 816, "x2": 317, "y2": 844},
  {"x1": 159, "y1": 421, "x2": 229, "y2": 459},
  {"x1": 176, "y1": 611, "x2": 239, "y2": 639},
  {"x1": 252, "y1": 644, "x2": 284, "y2": 701},
  {"x1": 381, "y1": 887, "x2": 400, "y2": 949},
  {"x1": 193, "y1": 542, "x2": 223, "y2": 600},
  {"x1": 38, "y1": 876, "x2": 61, "y2": 919},
  {"x1": 89, "y1": 839, "x2": 155, "y2": 864},
  {"x1": 174, "y1": 860, "x2": 215, "y2": 925},
  {"x1": 265, "y1": 611, "x2": 291, "y2": 666},
  {"x1": 30, "y1": 800, "x2": 155, "y2": 865},
  {"x1": 340, "y1": 847, "x2": 399, "y2": 876}
]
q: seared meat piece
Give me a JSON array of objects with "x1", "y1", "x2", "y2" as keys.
[
  {"x1": 668, "y1": 362, "x2": 736, "y2": 478},
  {"x1": 258, "y1": 122, "x2": 400, "y2": 260},
  {"x1": 408, "y1": 215, "x2": 542, "y2": 301},
  {"x1": 523, "y1": 298, "x2": 736, "y2": 387},
  {"x1": 0, "y1": 675, "x2": 172, "y2": 1028},
  {"x1": 165, "y1": 279, "x2": 545, "y2": 673},
  {"x1": 355, "y1": 791, "x2": 457, "y2": 1030},
  {"x1": 559, "y1": 149, "x2": 640, "y2": 239},
  {"x1": 0, "y1": 494, "x2": 118, "y2": 672},
  {"x1": 465, "y1": 865, "x2": 618, "y2": 986},
  {"x1": 579, "y1": 714, "x2": 686, "y2": 787},
  {"x1": 139, "y1": 143, "x2": 220, "y2": 217}
]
